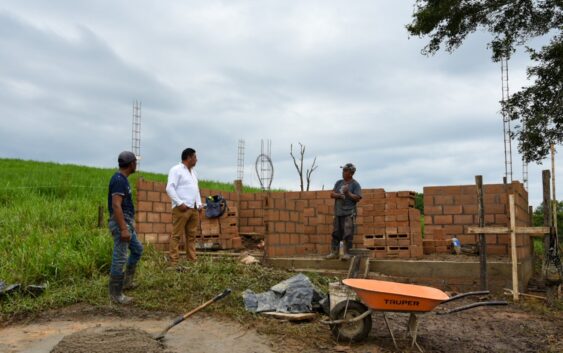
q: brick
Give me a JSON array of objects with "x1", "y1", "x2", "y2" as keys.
[
  {"x1": 303, "y1": 208, "x2": 315, "y2": 217},
  {"x1": 444, "y1": 205, "x2": 463, "y2": 215},
  {"x1": 248, "y1": 217, "x2": 263, "y2": 226},
  {"x1": 157, "y1": 233, "x2": 169, "y2": 243},
  {"x1": 454, "y1": 214, "x2": 474, "y2": 225},
  {"x1": 147, "y1": 191, "x2": 161, "y2": 202},
  {"x1": 487, "y1": 244, "x2": 507, "y2": 255},
  {"x1": 147, "y1": 213, "x2": 160, "y2": 223},
  {"x1": 138, "y1": 201, "x2": 153, "y2": 212},
  {"x1": 239, "y1": 209, "x2": 254, "y2": 218},
  {"x1": 137, "y1": 191, "x2": 147, "y2": 202},
  {"x1": 274, "y1": 222, "x2": 286, "y2": 233},
  {"x1": 232, "y1": 237, "x2": 242, "y2": 249},
  {"x1": 144, "y1": 233, "x2": 158, "y2": 243},
  {"x1": 434, "y1": 195, "x2": 455, "y2": 205},
  {"x1": 153, "y1": 223, "x2": 166, "y2": 233},
  {"x1": 153, "y1": 202, "x2": 166, "y2": 213},
  {"x1": 248, "y1": 201, "x2": 262, "y2": 209},
  {"x1": 434, "y1": 215, "x2": 453, "y2": 225},
  {"x1": 137, "y1": 223, "x2": 152, "y2": 233},
  {"x1": 137, "y1": 179, "x2": 154, "y2": 191}
]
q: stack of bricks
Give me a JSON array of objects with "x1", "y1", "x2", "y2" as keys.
[
  {"x1": 362, "y1": 191, "x2": 423, "y2": 258},
  {"x1": 198, "y1": 206, "x2": 240, "y2": 250},
  {"x1": 423, "y1": 181, "x2": 531, "y2": 258}
]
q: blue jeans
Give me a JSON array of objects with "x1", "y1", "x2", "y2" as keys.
[{"x1": 108, "y1": 217, "x2": 143, "y2": 276}]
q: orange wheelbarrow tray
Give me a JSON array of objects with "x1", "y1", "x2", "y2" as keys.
[{"x1": 322, "y1": 279, "x2": 507, "y2": 352}]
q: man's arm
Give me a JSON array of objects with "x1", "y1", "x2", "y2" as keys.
[
  {"x1": 343, "y1": 182, "x2": 362, "y2": 202},
  {"x1": 112, "y1": 194, "x2": 131, "y2": 241},
  {"x1": 330, "y1": 181, "x2": 345, "y2": 199}
]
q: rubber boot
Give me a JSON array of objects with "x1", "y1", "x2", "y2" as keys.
[
  {"x1": 109, "y1": 274, "x2": 133, "y2": 304},
  {"x1": 123, "y1": 264, "x2": 138, "y2": 291},
  {"x1": 340, "y1": 244, "x2": 352, "y2": 261},
  {"x1": 325, "y1": 249, "x2": 339, "y2": 260}
]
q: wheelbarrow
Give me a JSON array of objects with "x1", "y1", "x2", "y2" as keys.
[{"x1": 322, "y1": 279, "x2": 507, "y2": 352}]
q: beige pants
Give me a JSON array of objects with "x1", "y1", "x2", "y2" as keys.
[{"x1": 169, "y1": 207, "x2": 199, "y2": 263}]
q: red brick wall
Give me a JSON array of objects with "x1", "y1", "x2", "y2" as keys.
[
  {"x1": 423, "y1": 181, "x2": 531, "y2": 259},
  {"x1": 261, "y1": 189, "x2": 421, "y2": 258},
  {"x1": 135, "y1": 179, "x2": 422, "y2": 258}
]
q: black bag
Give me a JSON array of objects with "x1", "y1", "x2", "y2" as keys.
[{"x1": 205, "y1": 195, "x2": 227, "y2": 218}]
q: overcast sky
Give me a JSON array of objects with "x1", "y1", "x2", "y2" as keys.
[{"x1": 0, "y1": 1, "x2": 560, "y2": 207}]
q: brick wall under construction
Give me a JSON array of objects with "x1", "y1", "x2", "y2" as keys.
[
  {"x1": 135, "y1": 179, "x2": 422, "y2": 258},
  {"x1": 423, "y1": 181, "x2": 531, "y2": 259}
]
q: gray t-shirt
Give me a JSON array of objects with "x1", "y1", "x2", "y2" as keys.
[{"x1": 333, "y1": 179, "x2": 362, "y2": 216}]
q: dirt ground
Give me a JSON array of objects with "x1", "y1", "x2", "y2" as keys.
[{"x1": 0, "y1": 301, "x2": 561, "y2": 353}]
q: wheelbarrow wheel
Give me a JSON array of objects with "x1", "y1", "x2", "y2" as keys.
[{"x1": 329, "y1": 300, "x2": 372, "y2": 342}]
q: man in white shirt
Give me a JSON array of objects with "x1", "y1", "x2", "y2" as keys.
[{"x1": 166, "y1": 148, "x2": 202, "y2": 267}]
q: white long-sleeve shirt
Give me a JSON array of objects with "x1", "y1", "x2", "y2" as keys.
[{"x1": 166, "y1": 163, "x2": 202, "y2": 209}]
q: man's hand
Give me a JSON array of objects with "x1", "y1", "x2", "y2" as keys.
[
  {"x1": 177, "y1": 204, "x2": 189, "y2": 211},
  {"x1": 120, "y1": 227, "x2": 131, "y2": 242}
]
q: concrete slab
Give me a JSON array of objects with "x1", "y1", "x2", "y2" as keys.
[{"x1": 266, "y1": 255, "x2": 533, "y2": 292}]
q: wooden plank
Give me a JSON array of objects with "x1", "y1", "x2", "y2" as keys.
[
  {"x1": 467, "y1": 226, "x2": 549, "y2": 235},
  {"x1": 262, "y1": 312, "x2": 316, "y2": 321},
  {"x1": 509, "y1": 194, "x2": 519, "y2": 302},
  {"x1": 515, "y1": 227, "x2": 550, "y2": 234},
  {"x1": 468, "y1": 226, "x2": 510, "y2": 234},
  {"x1": 476, "y1": 175, "x2": 487, "y2": 291}
]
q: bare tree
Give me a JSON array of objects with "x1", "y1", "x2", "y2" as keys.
[{"x1": 290, "y1": 143, "x2": 318, "y2": 191}]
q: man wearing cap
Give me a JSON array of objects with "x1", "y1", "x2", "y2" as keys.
[
  {"x1": 166, "y1": 148, "x2": 202, "y2": 269},
  {"x1": 107, "y1": 151, "x2": 144, "y2": 304},
  {"x1": 325, "y1": 163, "x2": 362, "y2": 260}
]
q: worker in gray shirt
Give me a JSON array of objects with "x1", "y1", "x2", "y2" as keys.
[{"x1": 325, "y1": 163, "x2": 362, "y2": 260}]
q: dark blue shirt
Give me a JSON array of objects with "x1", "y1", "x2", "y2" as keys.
[
  {"x1": 108, "y1": 172, "x2": 135, "y2": 220},
  {"x1": 333, "y1": 179, "x2": 362, "y2": 216}
]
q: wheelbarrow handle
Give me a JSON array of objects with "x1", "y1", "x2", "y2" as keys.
[
  {"x1": 441, "y1": 290, "x2": 490, "y2": 304},
  {"x1": 436, "y1": 300, "x2": 508, "y2": 315}
]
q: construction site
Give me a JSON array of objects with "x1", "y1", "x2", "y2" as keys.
[{"x1": 1, "y1": 2, "x2": 562, "y2": 353}]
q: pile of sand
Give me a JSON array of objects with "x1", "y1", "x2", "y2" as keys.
[{"x1": 50, "y1": 326, "x2": 167, "y2": 353}]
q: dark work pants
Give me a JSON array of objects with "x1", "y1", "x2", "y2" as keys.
[{"x1": 331, "y1": 215, "x2": 355, "y2": 251}]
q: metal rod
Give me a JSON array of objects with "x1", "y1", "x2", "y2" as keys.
[{"x1": 437, "y1": 301, "x2": 508, "y2": 315}]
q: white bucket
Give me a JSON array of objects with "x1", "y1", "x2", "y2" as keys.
[{"x1": 329, "y1": 281, "x2": 357, "y2": 312}]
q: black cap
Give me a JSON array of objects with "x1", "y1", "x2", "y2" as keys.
[
  {"x1": 340, "y1": 163, "x2": 356, "y2": 173},
  {"x1": 118, "y1": 151, "x2": 137, "y2": 166}
]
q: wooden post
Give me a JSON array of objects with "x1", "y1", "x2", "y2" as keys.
[
  {"x1": 529, "y1": 205, "x2": 535, "y2": 262},
  {"x1": 98, "y1": 205, "x2": 104, "y2": 228},
  {"x1": 551, "y1": 145, "x2": 558, "y2": 238},
  {"x1": 509, "y1": 194, "x2": 519, "y2": 301},
  {"x1": 542, "y1": 170, "x2": 552, "y2": 264},
  {"x1": 476, "y1": 175, "x2": 487, "y2": 290}
]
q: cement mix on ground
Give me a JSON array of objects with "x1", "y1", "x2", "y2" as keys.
[{"x1": 50, "y1": 327, "x2": 166, "y2": 353}]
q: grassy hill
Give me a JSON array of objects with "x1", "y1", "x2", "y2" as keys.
[{"x1": 0, "y1": 158, "x2": 322, "y2": 320}]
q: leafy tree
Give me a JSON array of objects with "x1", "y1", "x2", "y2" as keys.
[
  {"x1": 532, "y1": 200, "x2": 563, "y2": 242},
  {"x1": 407, "y1": 1, "x2": 562, "y2": 162}
]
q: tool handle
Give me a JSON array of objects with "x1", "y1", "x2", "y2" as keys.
[
  {"x1": 437, "y1": 300, "x2": 507, "y2": 315},
  {"x1": 442, "y1": 290, "x2": 490, "y2": 304},
  {"x1": 182, "y1": 288, "x2": 232, "y2": 320}
]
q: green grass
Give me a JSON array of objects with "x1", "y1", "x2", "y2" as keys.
[{"x1": 0, "y1": 158, "x2": 312, "y2": 321}]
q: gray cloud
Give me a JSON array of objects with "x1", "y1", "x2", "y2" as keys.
[{"x1": 0, "y1": 1, "x2": 559, "y2": 207}]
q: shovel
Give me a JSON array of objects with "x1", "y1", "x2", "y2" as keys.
[{"x1": 154, "y1": 288, "x2": 231, "y2": 340}]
